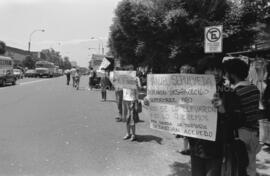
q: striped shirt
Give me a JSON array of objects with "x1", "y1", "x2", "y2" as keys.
[{"x1": 233, "y1": 81, "x2": 262, "y2": 130}]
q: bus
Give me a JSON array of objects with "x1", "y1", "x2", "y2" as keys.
[
  {"x1": 35, "y1": 61, "x2": 55, "y2": 78},
  {"x1": 0, "y1": 56, "x2": 16, "y2": 86}
]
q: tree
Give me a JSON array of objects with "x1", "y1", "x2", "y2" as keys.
[
  {"x1": 23, "y1": 56, "x2": 35, "y2": 69},
  {"x1": 108, "y1": 0, "x2": 266, "y2": 72}
]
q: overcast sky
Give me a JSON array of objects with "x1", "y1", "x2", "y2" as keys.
[{"x1": 0, "y1": 0, "x2": 122, "y2": 67}]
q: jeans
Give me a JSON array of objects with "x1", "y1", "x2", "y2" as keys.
[
  {"x1": 115, "y1": 90, "x2": 123, "y2": 116},
  {"x1": 238, "y1": 128, "x2": 262, "y2": 176},
  {"x1": 191, "y1": 156, "x2": 222, "y2": 176},
  {"x1": 101, "y1": 89, "x2": 106, "y2": 100}
]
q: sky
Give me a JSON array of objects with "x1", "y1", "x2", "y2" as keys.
[{"x1": 0, "y1": 0, "x2": 122, "y2": 67}]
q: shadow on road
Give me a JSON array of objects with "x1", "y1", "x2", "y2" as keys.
[
  {"x1": 104, "y1": 100, "x2": 117, "y2": 103},
  {"x1": 167, "y1": 161, "x2": 191, "y2": 176},
  {"x1": 135, "y1": 135, "x2": 163, "y2": 144},
  {"x1": 137, "y1": 119, "x2": 145, "y2": 123},
  {"x1": 256, "y1": 173, "x2": 270, "y2": 176},
  {"x1": 263, "y1": 146, "x2": 270, "y2": 154}
]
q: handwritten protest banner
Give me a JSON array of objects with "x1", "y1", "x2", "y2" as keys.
[
  {"x1": 113, "y1": 71, "x2": 137, "y2": 89},
  {"x1": 147, "y1": 74, "x2": 217, "y2": 141}
]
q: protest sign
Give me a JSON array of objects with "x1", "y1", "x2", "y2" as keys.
[
  {"x1": 98, "y1": 58, "x2": 111, "y2": 70},
  {"x1": 147, "y1": 74, "x2": 217, "y2": 141},
  {"x1": 112, "y1": 71, "x2": 137, "y2": 89}
]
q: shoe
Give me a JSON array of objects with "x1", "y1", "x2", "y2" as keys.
[
  {"x1": 123, "y1": 134, "x2": 131, "y2": 140},
  {"x1": 180, "y1": 149, "x2": 191, "y2": 155},
  {"x1": 115, "y1": 117, "x2": 122, "y2": 122},
  {"x1": 130, "y1": 135, "x2": 136, "y2": 141}
]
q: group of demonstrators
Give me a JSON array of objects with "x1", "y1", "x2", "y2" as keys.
[
  {"x1": 64, "y1": 56, "x2": 264, "y2": 175},
  {"x1": 140, "y1": 56, "x2": 263, "y2": 176}
]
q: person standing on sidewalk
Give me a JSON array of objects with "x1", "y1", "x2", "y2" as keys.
[
  {"x1": 114, "y1": 67, "x2": 124, "y2": 122},
  {"x1": 88, "y1": 67, "x2": 96, "y2": 90},
  {"x1": 178, "y1": 64, "x2": 196, "y2": 155},
  {"x1": 122, "y1": 70, "x2": 142, "y2": 141},
  {"x1": 65, "y1": 69, "x2": 71, "y2": 85},
  {"x1": 188, "y1": 56, "x2": 245, "y2": 176},
  {"x1": 70, "y1": 67, "x2": 76, "y2": 87},
  {"x1": 223, "y1": 58, "x2": 263, "y2": 176},
  {"x1": 100, "y1": 68, "x2": 107, "y2": 101},
  {"x1": 143, "y1": 57, "x2": 244, "y2": 176}
]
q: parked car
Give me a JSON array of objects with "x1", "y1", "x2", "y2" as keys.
[
  {"x1": 13, "y1": 69, "x2": 23, "y2": 79},
  {"x1": 24, "y1": 69, "x2": 37, "y2": 78}
]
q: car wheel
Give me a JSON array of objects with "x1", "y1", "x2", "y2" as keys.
[
  {"x1": 12, "y1": 79, "x2": 16, "y2": 85},
  {"x1": 2, "y1": 80, "x2": 6, "y2": 87}
]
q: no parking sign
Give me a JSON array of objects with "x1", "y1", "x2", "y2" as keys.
[{"x1": 204, "y1": 25, "x2": 223, "y2": 53}]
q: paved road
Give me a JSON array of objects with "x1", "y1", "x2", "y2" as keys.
[
  {"x1": 0, "y1": 76, "x2": 190, "y2": 176},
  {"x1": 0, "y1": 76, "x2": 269, "y2": 176}
]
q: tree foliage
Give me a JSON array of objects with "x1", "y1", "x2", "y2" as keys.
[
  {"x1": 23, "y1": 56, "x2": 36, "y2": 69},
  {"x1": 39, "y1": 48, "x2": 71, "y2": 69},
  {"x1": 108, "y1": 0, "x2": 269, "y2": 72}
]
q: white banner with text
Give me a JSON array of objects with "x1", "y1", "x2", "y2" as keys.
[
  {"x1": 113, "y1": 71, "x2": 137, "y2": 89},
  {"x1": 147, "y1": 74, "x2": 217, "y2": 141}
]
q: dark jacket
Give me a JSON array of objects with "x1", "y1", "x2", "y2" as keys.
[{"x1": 189, "y1": 83, "x2": 244, "y2": 159}]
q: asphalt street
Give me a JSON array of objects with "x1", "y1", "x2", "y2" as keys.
[{"x1": 0, "y1": 76, "x2": 269, "y2": 176}]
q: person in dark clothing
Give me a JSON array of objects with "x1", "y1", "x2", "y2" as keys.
[
  {"x1": 65, "y1": 70, "x2": 71, "y2": 85},
  {"x1": 100, "y1": 68, "x2": 107, "y2": 101},
  {"x1": 189, "y1": 56, "x2": 244, "y2": 176},
  {"x1": 262, "y1": 63, "x2": 270, "y2": 121},
  {"x1": 223, "y1": 58, "x2": 262, "y2": 176},
  {"x1": 88, "y1": 67, "x2": 96, "y2": 90}
]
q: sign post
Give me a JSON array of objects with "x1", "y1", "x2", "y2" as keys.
[{"x1": 204, "y1": 25, "x2": 223, "y2": 53}]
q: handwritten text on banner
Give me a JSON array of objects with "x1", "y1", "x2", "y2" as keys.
[
  {"x1": 113, "y1": 71, "x2": 137, "y2": 89},
  {"x1": 147, "y1": 74, "x2": 217, "y2": 141}
]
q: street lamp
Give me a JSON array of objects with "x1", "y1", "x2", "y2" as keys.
[
  {"x1": 90, "y1": 37, "x2": 104, "y2": 55},
  {"x1": 28, "y1": 29, "x2": 45, "y2": 52}
]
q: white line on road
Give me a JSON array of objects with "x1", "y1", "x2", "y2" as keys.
[{"x1": 19, "y1": 79, "x2": 50, "y2": 86}]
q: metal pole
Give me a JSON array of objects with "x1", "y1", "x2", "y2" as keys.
[{"x1": 28, "y1": 29, "x2": 45, "y2": 53}]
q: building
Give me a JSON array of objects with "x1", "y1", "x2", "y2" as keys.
[{"x1": 5, "y1": 46, "x2": 39, "y2": 66}]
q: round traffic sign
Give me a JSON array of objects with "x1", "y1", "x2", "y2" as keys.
[{"x1": 206, "y1": 28, "x2": 221, "y2": 42}]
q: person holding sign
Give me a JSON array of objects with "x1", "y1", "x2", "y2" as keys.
[
  {"x1": 122, "y1": 71, "x2": 142, "y2": 141},
  {"x1": 188, "y1": 57, "x2": 245, "y2": 176},
  {"x1": 178, "y1": 64, "x2": 196, "y2": 155},
  {"x1": 114, "y1": 67, "x2": 124, "y2": 122}
]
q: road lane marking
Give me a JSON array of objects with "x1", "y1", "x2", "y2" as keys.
[{"x1": 19, "y1": 79, "x2": 50, "y2": 85}]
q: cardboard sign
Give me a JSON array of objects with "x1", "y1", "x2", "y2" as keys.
[
  {"x1": 98, "y1": 58, "x2": 111, "y2": 70},
  {"x1": 205, "y1": 25, "x2": 223, "y2": 53},
  {"x1": 112, "y1": 71, "x2": 137, "y2": 89},
  {"x1": 147, "y1": 74, "x2": 217, "y2": 141}
]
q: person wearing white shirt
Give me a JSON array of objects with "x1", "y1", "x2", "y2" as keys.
[{"x1": 122, "y1": 74, "x2": 141, "y2": 141}]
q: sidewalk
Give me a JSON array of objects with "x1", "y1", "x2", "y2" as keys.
[{"x1": 138, "y1": 105, "x2": 270, "y2": 176}]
